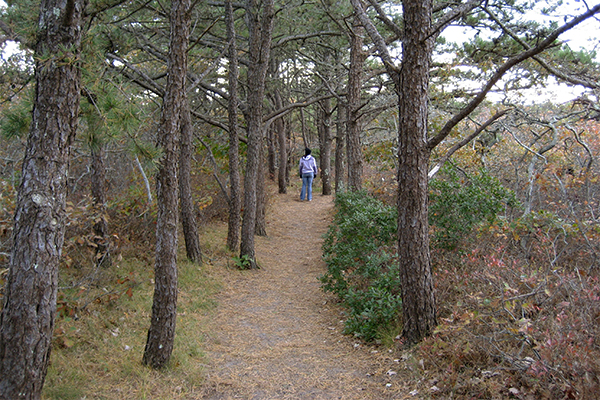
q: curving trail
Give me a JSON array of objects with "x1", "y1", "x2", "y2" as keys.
[{"x1": 199, "y1": 187, "x2": 408, "y2": 399}]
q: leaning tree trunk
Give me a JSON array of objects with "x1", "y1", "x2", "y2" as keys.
[
  {"x1": 346, "y1": 15, "x2": 365, "y2": 192},
  {"x1": 179, "y1": 99, "x2": 202, "y2": 264},
  {"x1": 142, "y1": 0, "x2": 189, "y2": 369},
  {"x1": 239, "y1": 0, "x2": 275, "y2": 268},
  {"x1": 0, "y1": 0, "x2": 86, "y2": 397},
  {"x1": 225, "y1": 0, "x2": 242, "y2": 252},
  {"x1": 396, "y1": 0, "x2": 437, "y2": 344}
]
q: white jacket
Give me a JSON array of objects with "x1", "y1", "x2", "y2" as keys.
[{"x1": 299, "y1": 155, "x2": 318, "y2": 175}]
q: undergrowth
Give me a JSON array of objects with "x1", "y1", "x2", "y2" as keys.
[
  {"x1": 324, "y1": 169, "x2": 600, "y2": 398},
  {"x1": 320, "y1": 190, "x2": 401, "y2": 342},
  {"x1": 413, "y1": 210, "x2": 600, "y2": 399}
]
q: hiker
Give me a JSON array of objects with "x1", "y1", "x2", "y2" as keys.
[{"x1": 299, "y1": 148, "x2": 318, "y2": 201}]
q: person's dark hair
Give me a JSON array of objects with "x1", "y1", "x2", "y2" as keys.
[{"x1": 304, "y1": 148, "x2": 311, "y2": 156}]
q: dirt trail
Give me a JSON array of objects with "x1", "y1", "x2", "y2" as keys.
[{"x1": 200, "y1": 186, "x2": 410, "y2": 399}]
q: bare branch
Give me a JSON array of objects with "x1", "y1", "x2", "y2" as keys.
[
  {"x1": 430, "y1": 0, "x2": 481, "y2": 40},
  {"x1": 85, "y1": 0, "x2": 131, "y2": 18},
  {"x1": 262, "y1": 93, "x2": 334, "y2": 125},
  {"x1": 107, "y1": 52, "x2": 165, "y2": 96},
  {"x1": 0, "y1": 18, "x2": 26, "y2": 47},
  {"x1": 429, "y1": 109, "x2": 510, "y2": 178},
  {"x1": 196, "y1": 135, "x2": 231, "y2": 205}
]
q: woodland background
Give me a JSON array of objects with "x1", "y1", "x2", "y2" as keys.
[{"x1": 1, "y1": 0, "x2": 600, "y2": 398}]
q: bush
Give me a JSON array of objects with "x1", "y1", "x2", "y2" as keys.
[
  {"x1": 429, "y1": 167, "x2": 518, "y2": 250},
  {"x1": 424, "y1": 203, "x2": 600, "y2": 398},
  {"x1": 320, "y1": 190, "x2": 401, "y2": 342}
]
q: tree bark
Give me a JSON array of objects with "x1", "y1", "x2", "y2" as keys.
[
  {"x1": 142, "y1": 0, "x2": 189, "y2": 369},
  {"x1": 335, "y1": 102, "x2": 346, "y2": 193},
  {"x1": 267, "y1": 124, "x2": 276, "y2": 179},
  {"x1": 350, "y1": 0, "x2": 437, "y2": 344},
  {"x1": 346, "y1": 15, "x2": 365, "y2": 191},
  {"x1": 396, "y1": 0, "x2": 437, "y2": 344},
  {"x1": 0, "y1": 0, "x2": 86, "y2": 397},
  {"x1": 179, "y1": 99, "x2": 202, "y2": 264},
  {"x1": 239, "y1": 0, "x2": 274, "y2": 268},
  {"x1": 275, "y1": 89, "x2": 287, "y2": 194},
  {"x1": 255, "y1": 143, "x2": 267, "y2": 236},
  {"x1": 225, "y1": 0, "x2": 242, "y2": 252},
  {"x1": 319, "y1": 98, "x2": 333, "y2": 195}
]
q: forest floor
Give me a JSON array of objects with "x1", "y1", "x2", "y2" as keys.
[{"x1": 197, "y1": 184, "x2": 416, "y2": 400}]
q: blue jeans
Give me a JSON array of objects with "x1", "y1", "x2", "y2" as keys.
[{"x1": 301, "y1": 173, "x2": 314, "y2": 201}]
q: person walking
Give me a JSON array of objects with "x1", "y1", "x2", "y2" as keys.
[{"x1": 299, "y1": 148, "x2": 318, "y2": 201}]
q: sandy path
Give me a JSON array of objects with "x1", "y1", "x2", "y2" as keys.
[{"x1": 199, "y1": 188, "x2": 408, "y2": 399}]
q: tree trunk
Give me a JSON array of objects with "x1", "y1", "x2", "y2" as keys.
[
  {"x1": 396, "y1": 0, "x2": 437, "y2": 344},
  {"x1": 255, "y1": 143, "x2": 267, "y2": 236},
  {"x1": 267, "y1": 124, "x2": 276, "y2": 179},
  {"x1": 142, "y1": 0, "x2": 189, "y2": 369},
  {"x1": 179, "y1": 99, "x2": 202, "y2": 264},
  {"x1": 335, "y1": 102, "x2": 346, "y2": 193},
  {"x1": 239, "y1": 0, "x2": 274, "y2": 268},
  {"x1": 225, "y1": 0, "x2": 242, "y2": 252},
  {"x1": 319, "y1": 98, "x2": 333, "y2": 195},
  {"x1": 351, "y1": 0, "x2": 437, "y2": 344},
  {"x1": 82, "y1": 89, "x2": 110, "y2": 267},
  {"x1": 0, "y1": 0, "x2": 85, "y2": 397},
  {"x1": 300, "y1": 107, "x2": 308, "y2": 148},
  {"x1": 275, "y1": 90, "x2": 287, "y2": 194},
  {"x1": 347, "y1": 15, "x2": 365, "y2": 191},
  {"x1": 285, "y1": 125, "x2": 291, "y2": 185},
  {"x1": 91, "y1": 143, "x2": 111, "y2": 268}
]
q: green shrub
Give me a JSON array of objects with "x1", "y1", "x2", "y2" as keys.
[
  {"x1": 320, "y1": 190, "x2": 401, "y2": 342},
  {"x1": 429, "y1": 167, "x2": 518, "y2": 250}
]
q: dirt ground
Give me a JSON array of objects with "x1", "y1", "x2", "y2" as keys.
[{"x1": 198, "y1": 184, "x2": 416, "y2": 400}]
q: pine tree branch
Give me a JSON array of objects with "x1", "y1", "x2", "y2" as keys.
[
  {"x1": 366, "y1": 0, "x2": 402, "y2": 39},
  {"x1": 484, "y1": 6, "x2": 600, "y2": 90},
  {"x1": 427, "y1": 3, "x2": 600, "y2": 150},
  {"x1": 350, "y1": 0, "x2": 400, "y2": 88}
]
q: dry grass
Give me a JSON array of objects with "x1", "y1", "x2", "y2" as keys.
[
  {"x1": 41, "y1": 200, "x2": 230, "y2": 399},
  {"x1": 45, "y1": 251, "x2": 221, "y2": 400},
  {"x1": 43, "y1": 182, "x2": 418, "y2": 399}
]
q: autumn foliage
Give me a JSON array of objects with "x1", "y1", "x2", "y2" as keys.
[{"x1": 415, "y1": 114, "x2": 600, "y2": 398}]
